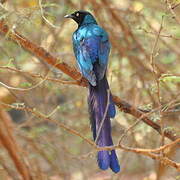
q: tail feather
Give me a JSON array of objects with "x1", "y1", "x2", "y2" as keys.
[
  {"x1": 110, "y1": 150, "x2": 120, "y2": 173},
  {"x1": 97, "y1": 151, "x2": 110, "y2": 170},
  {"x1": 108, "y1": 94, "x2": 116, "y2": 118},
  {"x1": 88, "y1": 68, "x2": 120, "y2": 173}
]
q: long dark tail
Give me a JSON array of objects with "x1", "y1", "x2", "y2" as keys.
[{"x1": 88, "y1": 75, "x2": 120, "y2": 173}]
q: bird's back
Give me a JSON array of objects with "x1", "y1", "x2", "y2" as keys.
[{"x1": 73, "y1": 23, "x2": 110, "y2": 85}]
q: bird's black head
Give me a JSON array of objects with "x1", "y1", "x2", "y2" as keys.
[{"x1": 64, "y1": 10, "x2": 96, "y2": 26}]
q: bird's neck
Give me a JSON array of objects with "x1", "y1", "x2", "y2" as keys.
[{"x1": 79, "y1": 15, "x2": 97, "y2": 27}]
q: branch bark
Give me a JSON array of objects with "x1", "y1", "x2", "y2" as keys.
[
  {"x1": 0, "y1": 110, "x2": 32, "y2": 180},
  {"x1": 0, "y1": 20, "x2": 178, "y2": 142}
]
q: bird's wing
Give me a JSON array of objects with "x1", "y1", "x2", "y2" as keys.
[
  {"x1": 98, "y1": 35, "x2": 110, "y2": 80},
  {"x1": 73, "y1": 25, "x2": 110, "y2": 86},
  {"x1": 73, "y1": 31, "x2": 96, "y2": 86}
]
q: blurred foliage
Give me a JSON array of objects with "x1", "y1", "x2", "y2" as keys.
[{"x1": 0, "y1": 0, "x2": 179, "y2": 179}]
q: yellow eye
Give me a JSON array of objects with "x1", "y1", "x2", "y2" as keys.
[{"x1": 76, "y1": 13, "x2": 79, "y2": 17}]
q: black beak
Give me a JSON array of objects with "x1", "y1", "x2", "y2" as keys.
[{"x1": 64, "y1": 14, "x2": 73, "y2": 18}]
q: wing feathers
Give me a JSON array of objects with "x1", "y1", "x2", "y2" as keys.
[{"x1": 73, "y1": 25, "x2": 110, "y2": 85}]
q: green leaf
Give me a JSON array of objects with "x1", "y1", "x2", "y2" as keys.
[
  {"x1": 20, "y1": 82, "x2": 32, "y2": 87},
  {"x1": 160, "y1": 76, "x2": 180, "y2": 83}
]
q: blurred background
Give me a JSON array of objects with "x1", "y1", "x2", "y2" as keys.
[{"x1": 0, "y1": 0, "x2": 179, "y2": 179}]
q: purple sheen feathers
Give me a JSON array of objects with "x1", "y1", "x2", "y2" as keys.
[
  {"x1": 110, "y1": 150, "x2": 120, "y2": 173},
  {"x1": 108, "y1": 95, "x2": 116, "y2": 118},
  {"x1": 88, "y1": 64, "x2": 120, "y2": 173},
  {"x1": 97, "y1": 151, "x2": 110, "y2": 170}
]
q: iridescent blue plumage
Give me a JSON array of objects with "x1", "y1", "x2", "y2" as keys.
[
  {"x1": 66, "y1": 10, "x2": 120, "y2": 173},
  {"x1": 73, "y1": 22, "x2": 110, "y2": 86}
]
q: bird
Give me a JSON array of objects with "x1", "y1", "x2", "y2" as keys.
[{"x1": 65, "y1": 10, "x2": 120, "y2": 173}]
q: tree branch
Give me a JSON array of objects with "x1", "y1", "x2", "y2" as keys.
[
  {"x1": 0, "y1": 20, "x2": 178, "y2": 142},
  {"x1": 0, "y1": 110, "x2": 32, "y2": 180}
]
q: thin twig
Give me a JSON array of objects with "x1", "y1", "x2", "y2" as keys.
[
  {"x1": 150, "y1": 16, "x2": 165, "y2": 147},
  {"x1": 0, "y1": 101, "x2": 96, "y2": 148},
  {"x1": 0, "y1": 66, "x2": 79, "y2": 85},
  {"x1": 39, "y1": 0, "x2": 59, "y2": 28},
  {"x1": 166, "y1": 0, "x2": 180, "y2": 24}
]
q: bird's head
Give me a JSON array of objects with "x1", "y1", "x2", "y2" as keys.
[{"x1": 64, "y1": 10, "x2": 97, "y2": 27}]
